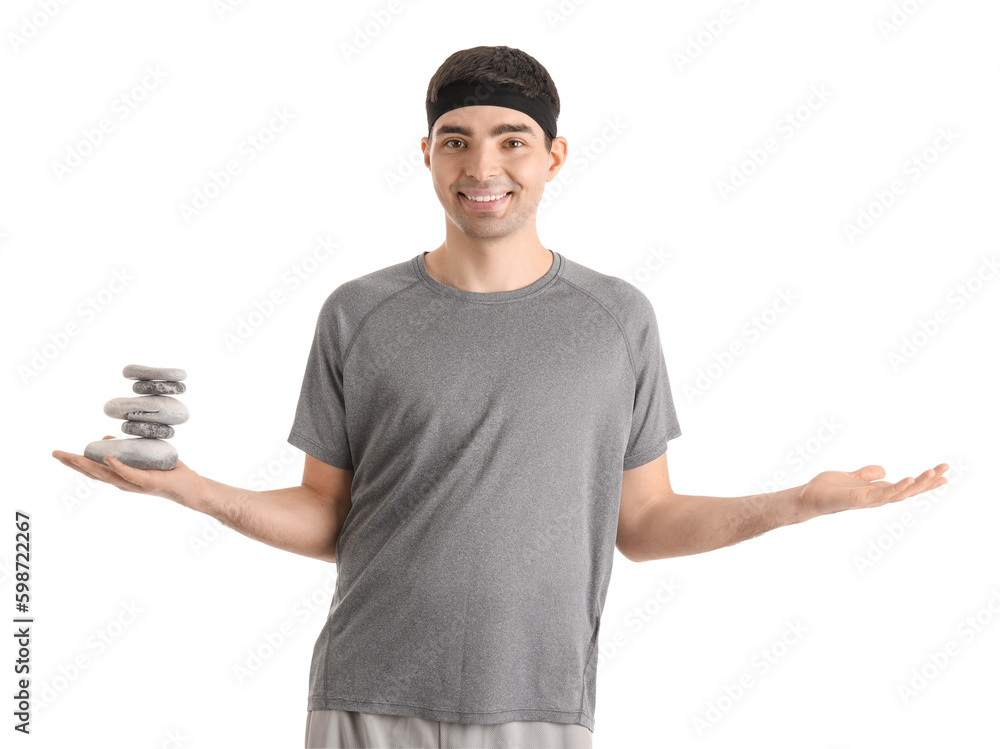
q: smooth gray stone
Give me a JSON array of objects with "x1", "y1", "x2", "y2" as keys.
[
  {"x1": 122, "y1": 420, "x2": 174, "y2": 439},
  {"x1": 84, "y1": 438, "x2": 178, "y2": 471},
  {"x1": 104, "y1": 395, "x2": 189, "y2": 425},
  {"x1": 132, "y1": 380, "x2": 185, "y2": 395},
  {"x1": 123, "y1": 364, "x2": 187, "y2": 382}
]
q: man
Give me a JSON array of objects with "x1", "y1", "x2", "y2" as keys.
[{"x1": 53, "y1": 46, "x2": 948, "y2": 749}]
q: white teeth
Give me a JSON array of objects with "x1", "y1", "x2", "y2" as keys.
[{"x1": 464, "y1": 192, "x2": 509, "y2": 202}]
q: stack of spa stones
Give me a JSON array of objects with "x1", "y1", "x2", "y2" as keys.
[{"x1": 84, "y1": 364, "x2": 189, "y2": 471}]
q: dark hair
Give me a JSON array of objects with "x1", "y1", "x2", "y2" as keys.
[{"x1": 426, "y1": 45, "x2": 560, "y2": 151}]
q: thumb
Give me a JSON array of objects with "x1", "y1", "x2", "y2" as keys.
[{"x1": 852, "y1": 465, "x2": 885, "y2": 482}]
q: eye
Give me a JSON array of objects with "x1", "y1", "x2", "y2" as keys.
[
  {"x1": 444, "y1": 139, "x2": 465, "y2": 148},
  {"x1": 508, "y1": 139, "x2": 525, "y2": 148}
]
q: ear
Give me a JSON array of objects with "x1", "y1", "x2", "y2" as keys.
[{"x1": 546, "y1": 136, "x2": 568, "y2": 181}]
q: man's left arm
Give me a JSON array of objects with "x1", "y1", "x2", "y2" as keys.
[{"x1": 616, "y1": 452, "x2": 949, "y2": 563}]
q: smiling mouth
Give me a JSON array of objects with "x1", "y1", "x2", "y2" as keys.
[{"x1": 459, "y1": 191, "x2": 512, "y2": 204}]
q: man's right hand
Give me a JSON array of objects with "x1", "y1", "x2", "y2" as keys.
[{"x1": 52, "y1": 435, "x2": 207, "y2": 509}]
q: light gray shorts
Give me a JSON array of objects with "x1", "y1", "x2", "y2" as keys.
[{"x1": 304, "y1": 709, "x2": 593, "y2": 748}]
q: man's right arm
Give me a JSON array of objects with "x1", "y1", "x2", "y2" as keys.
[
  {"x1": 52, "y1": 441, "x2": 353, "y2": 563},
  {"x1": 196, "y1": 454, "x2": 353, "y2": 563}
]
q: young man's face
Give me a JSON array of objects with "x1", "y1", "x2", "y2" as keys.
[{"x1": 421, "y1": 105, "x2": 566, "y2": 241}]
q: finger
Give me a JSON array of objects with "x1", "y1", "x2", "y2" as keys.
[
  {"x1": 908, "y1": 466, "x2": 940, "y2": 491},
  {"x1": 903, "y1": 465, "x2": 947, "y2": 488},
  {"x1": 52, "y1": 450, "x2": 96, "y2": 472},
  {"x1": 867, "y1": 475, "x2": 915, "y2": 504},
  {"x1": 61, "y1": 452, "x2": 143, "y2": 490},
  {"x1": 853, "y1": 465, "x2": 885, "y2": 482},
  {"x1": 85, "y1": 456, "x2": 139, "y2": 488},
  {"x1": 53, "y1": 453, "x2": 120, "y2": 483},
  {"x1": 913, "y1": 467, "x2": 949, "y2": 494},
  {"x1": 884, "y1": 468, "x2": 946, "y2": 504},
  {"x1": 102, "y1": 455, "x2": 151, "y2": 489}
]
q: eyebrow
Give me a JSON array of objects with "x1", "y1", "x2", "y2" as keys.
[{"x1": 434, "y1": 122, "x2": 537, "y2": 140}]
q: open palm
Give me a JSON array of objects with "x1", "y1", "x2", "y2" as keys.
[
  {"x1": 51, "y1": 435, "x2": 205, "y2": 506},
  {"x1": 800, "y1": 463, "x2": 949, "y2": 518}
]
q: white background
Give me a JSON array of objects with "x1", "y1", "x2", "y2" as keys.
[{"x1": 3, "y1": 0, "x2": 998, "y2": 747}]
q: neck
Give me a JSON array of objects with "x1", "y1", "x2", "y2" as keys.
[{"x1": 425, "y1": 222, "x2": 552, "y2": 294}]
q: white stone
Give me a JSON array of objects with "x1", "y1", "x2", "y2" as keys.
[
  {"x1": 84, "y1": 438, "x2": 178, "y2": 470},
  {"x1": 123, "y1": 364, "x2": 187, "y2": 381},
  {"x1": 104, "y1": 395, "x2": 189, "y2": 425}
]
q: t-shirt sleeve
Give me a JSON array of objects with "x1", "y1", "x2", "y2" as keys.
[
  {"x1": 622, "y1": 292, "x2": 681, "y2": 471},
  {"x1": 287, "y1": 293, "x2": 354, "y2": 470}
]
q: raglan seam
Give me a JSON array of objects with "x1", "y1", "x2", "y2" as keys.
[
  {"x1": 556, "y1": 276, "x2": 640, "y2": 386},
  {"x1": 558, "y1": 275, "x2": 674, "y2": 466},
  {"x1": 340, "y1": 279, "x2": 426, "y2": 368}
]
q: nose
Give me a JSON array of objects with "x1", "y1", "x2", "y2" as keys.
[{"x1": 462, "y1": 143, "x2": 503, "y2": 182}]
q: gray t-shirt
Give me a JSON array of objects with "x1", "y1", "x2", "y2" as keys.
[{"x1": 287, "y1": 250, "x2": 681, "y2": 731}]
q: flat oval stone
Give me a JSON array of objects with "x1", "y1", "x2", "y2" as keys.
[
  {"x1": 122, "y1": 420, "x2": 174, "y2": 439},
  {"x1": 104, "y1": 395, "x2": 189, "y2": 425},
  {"x1": 132, "y1": 380, "x2": 185, "y2": 395},
  {"x1": 123, "y1": 364, "x2": 187, "y2": 382},
  {"x1": 85, "y1": 438, "x2": 178, "y2": 471}
]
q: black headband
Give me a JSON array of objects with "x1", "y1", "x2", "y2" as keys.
[{"x1": 427, "y1": 81, "x2": 558, "y2": 142}]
